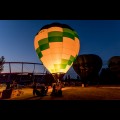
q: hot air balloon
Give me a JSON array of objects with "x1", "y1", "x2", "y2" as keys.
[
  {"x1": 108, "y1": 56, "x2": 120, "y2": 81},
  {"x1": 34, "y1": 23, "x2": 80, "y2": 83},
  {"x1": 73, "y1": 54, "x2": 102, "y2": 85},
  {"x1": 108, "y1": 56, "x2": 120, "y2": 72}
]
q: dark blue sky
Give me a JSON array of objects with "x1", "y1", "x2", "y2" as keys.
[{"x1": 0, "y1": 20, "x2": 120, "y2": 68}]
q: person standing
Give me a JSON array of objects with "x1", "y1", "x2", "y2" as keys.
[
  {"x1": 6, "y1": 82, "x2": 11, "y2": 90},
  {"x1": 50, "y1": 83, "x2": 56, "y2": 96},
  {"x1": 32, "y1": 82, "x2": 37, "y2": 96}
]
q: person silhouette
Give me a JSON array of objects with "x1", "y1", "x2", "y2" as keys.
[
  {"x1": 50, "y1": 84, "x2": 56, "y2": 96},
  {"x1": 32, "y1": 82, "x2": 37, "y2": 96}
]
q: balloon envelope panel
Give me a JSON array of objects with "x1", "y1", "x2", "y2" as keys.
[{"x1": 34, "y1": 23, "x2": 80, "y2": 74}]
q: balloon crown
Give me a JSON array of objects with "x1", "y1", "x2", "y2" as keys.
[{"x1": 40, "y1": 22, "x2": 74, "y2": 30}]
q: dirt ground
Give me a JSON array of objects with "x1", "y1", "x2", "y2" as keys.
[{"x1": 2, "y1": 85, "x2": 120, "y2": 100}]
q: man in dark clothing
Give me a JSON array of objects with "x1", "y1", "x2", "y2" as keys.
[
  {"x1": 6, "y1": 82, "x2": 11, "y2": 90},
  {"x1": 32, "y1": 82, "x2": 37, "y2": 96},
  {"x1": 50, "y1": 84, "x2": 56, "y2": 96}
]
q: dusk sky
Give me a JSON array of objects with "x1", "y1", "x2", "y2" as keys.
[{"x1": 0, "y1": 20, "x2": 120, "y2": 76}]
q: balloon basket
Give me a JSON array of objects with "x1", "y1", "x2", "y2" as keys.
[{"x1": 52, "y1": 72, "x2": 65, "y2": 83}]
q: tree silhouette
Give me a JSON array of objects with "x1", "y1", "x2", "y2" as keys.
[{"x1": 0, "y1": 56, "x2": 5, "y2": 73}]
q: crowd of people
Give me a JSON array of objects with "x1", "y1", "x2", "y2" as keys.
[
  {"x1": 0, "y1": 80, "x2": 63, "y2": 99},
  {"x1": 32, "y1": 82, "x2": 48, "y2": 96},
  {"x1": 32, "y1": 81, "x2": 62, "y2": 97},
  {"x1": 0, "y1": 80, "x2": 24, "y2": 99}
]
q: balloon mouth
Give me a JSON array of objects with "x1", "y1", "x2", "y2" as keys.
[{"x1": 52, "y1": 72, "x2": 65, "y2": 83}]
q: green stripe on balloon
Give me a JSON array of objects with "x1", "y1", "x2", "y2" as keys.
[
  {"x1": 75, "y1": 55, "x2": 78, "y2": 60},
  {"x1": 67, "y1": 55, "x2": 76, "y2": 65},
  {"x1": 68, "y1": 60, "x2": 72, "y2": 65},
  {"x1": 48, "y1": 31, "x2": 63, "y2": 37},
  {"x1": 63, "y1": 28, "x2": 74, "y2": 35},
  {"x1": 48, "y1": 36, "x2": 63, "y2": 42},
  {"x1": 63, "y1": 32, "x2": 75, "y2": 40},
  {"x1": 38, "y1": 38, "x2": 48, "y2": 45},
  {"x1": 54, "y1": 64, "x2": 67, "y2": 69},
  {"x1": 36, "y1": 47, "x2": 41, "y2": 53},
  {"x1": 70, "y1": 55, "x2": 75, "y2": 62},
  {"x1": 74, "y1": 31, "x2": 79, "y2": 39},
  {"x1": 36, "y1": 48, "x2": 43, "y2": 58},
  {"x1": 40, "y1": 43, "x2": 49, "y2": 51},
  {"x1": 61, "y1": 59, "x2": 69, "y2": 64},
  {"x1": 60, "y1": 64, "x2": 67, "y2": 69},
  {"x1": 63, "y1": 28, "x2": 75, "y2": 40}
]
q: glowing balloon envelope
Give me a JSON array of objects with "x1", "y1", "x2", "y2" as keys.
[{"x1": 34, "y1": 23, "x2": 80, "y2": 82}]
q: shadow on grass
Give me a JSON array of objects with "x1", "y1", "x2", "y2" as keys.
[{"x1": 22, "y1": 94, "x2": 50, "y2": 100}]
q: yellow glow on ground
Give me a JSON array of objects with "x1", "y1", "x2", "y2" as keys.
[{"x1": 1, "y1": 85, "x2": 120, "y2": 100}]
